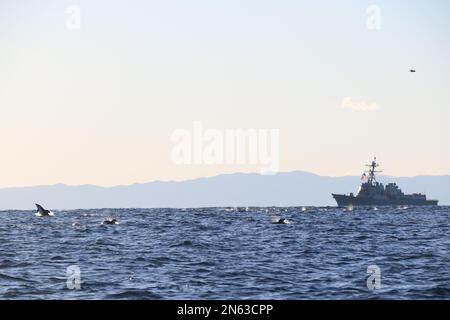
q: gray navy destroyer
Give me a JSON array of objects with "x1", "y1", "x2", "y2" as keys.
[{"x1": 332, "y1": 158, "x2": 438, "y2": 207}]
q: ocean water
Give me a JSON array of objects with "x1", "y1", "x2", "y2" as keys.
[{"x1": 0, "y1": 206, "x2": 449, "y2": 300}]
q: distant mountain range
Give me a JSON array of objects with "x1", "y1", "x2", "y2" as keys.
[{"x1": 0, "y1": 172, "x2": 448, "y2": 210}]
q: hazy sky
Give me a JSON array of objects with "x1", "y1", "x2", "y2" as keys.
[{"x1": 1, "y1": 0, "x2": 449, "y2": 187}]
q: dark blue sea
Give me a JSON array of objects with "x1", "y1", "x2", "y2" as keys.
[{"x1": 0, "y1": 206, "x2": 449, "y2": 299}]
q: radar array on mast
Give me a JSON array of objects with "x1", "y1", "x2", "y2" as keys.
[{"x1": 365, "y1": 157, "x2": 382, "y2": 185}]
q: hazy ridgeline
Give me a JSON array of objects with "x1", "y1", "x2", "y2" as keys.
[{"x1": 0, "y1": 172, "x2": 448, "y2": 210}]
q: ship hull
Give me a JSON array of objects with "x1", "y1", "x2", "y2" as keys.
[{"x1": 332, "y1": 194, "x2": 438, "y2": 207}]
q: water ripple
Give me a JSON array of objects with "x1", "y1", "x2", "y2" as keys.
[{"x1": 0, "y1": 206, "x2": 448, "y2": 299}]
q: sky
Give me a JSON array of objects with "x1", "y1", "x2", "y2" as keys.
[{"x1": 0, "y1": 0, "x2": 449, "y2": 187}]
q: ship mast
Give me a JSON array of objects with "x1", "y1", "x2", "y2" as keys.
[{"x1": 365, "y1": 157, "x2": 382, "y2": 185}]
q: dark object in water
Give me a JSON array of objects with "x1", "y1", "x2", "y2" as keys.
[
  {"x1": 103, "y1": 218, "x2": 118, "y2": 225},
  {"x1": 272, "y1": 218, "x2": 288, "y2": 224},
  {"x1": 35, "y1": 203, "x2": 53, "y2": 217}
]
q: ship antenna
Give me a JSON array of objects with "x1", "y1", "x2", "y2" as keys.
[{"x1": 365, "y1": 157, "x2": 382, "y2": 185}]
